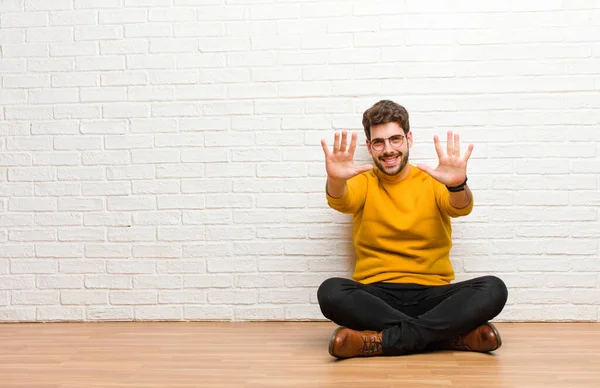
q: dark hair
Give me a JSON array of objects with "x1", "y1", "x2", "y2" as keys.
[{"x1": 362, "y1": 100, "x2": 410, "y2": 140}]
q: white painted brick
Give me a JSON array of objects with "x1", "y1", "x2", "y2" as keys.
[
  {"x1": 105, "y1": 136, "x2": 152, "y2": 150},
  {"x1": 85, "y1": 275, "x2": 131, "y2": 289},
  {"x1": 107, "y1": 260, "x2": 155, "y2": 275},
  {"x1": 236, "y1": 274, "x2": 285, "y2": 288},
  {"x1": 206, "y1": 258, "x2": 256, "y2": 273},
  {"x1": 110, "y1": 290, "x2": 157, "y2": 305},
  {"x1": 234, "y1": 306, "x2": 284, "y2": 321},
  {"x1": 182, "y1": 210, "x2": 230, "y2": 226},
  {"x1": 2, "y1": 244, "x2": 36, "y2": 258},
  {"x1": 75, "y1": 26, "x2": 122, "y2": 41},
  {"x1": 208, "y1": 289, "x2": 256, "y2": 305},
  {"x1": 1, "y1": 12, "x2": 48, "y2": 28},
  {"x1": 132, "y1": 180, "x2": 180, "y2": 194},
  {"x1": 0, "y1": 152, "x2": 32, "y2": 166},
  {"x1": 2, "y1": 43, "x2": 48, "y2": 58},
  {"x1": 55, "y1": 104, "x2": 102, "y2": 119},
  {"x1": 61, "y1": 290, "x2": 108, "y2": 305},
  {"x1": 85, "y1": 244, "x2": 130, "y2": 258},
  {"x1": 58, "y1": 227, "x2": 105, "y2": 242},
  {"x1": 184, "y1": 274, "x2": 232, "y2": 288},
  {"x1": 102, "y1": 71, "x2": 148, "y2": 86},
  {"x1": 36, "y1": 244, "x2": 84, "y2": 258},
  {"x1": 36, "y1": 213, "x2": 82, "y2": 227},
  {"x1": 9, "y1": 198, "x2": 56, "y2": 212},
  {"x1": 5, "y1": 106, "x2": 53, "y2": 120},
  {"x1": 6, "y1": 136, "x2": 53, "y2": 151},
  {"x1": 49, "y1": 42, "x2": 97, "y2": 57},
  {"x1": 127, "y1": 54, "x2": 177, "y2": 69},
  {"x1": 57, "y1": 167, "x2": 105, "y2": 181},
  {"x1": 135, "y1": 305, "x2": 183, "y2": 320},
  {"x1": 285, "y1": 304, "x2": 325, "y2": 320},
  {"x1": 11, "y1": 259, "x2": 58, "y2": 274},
  {"x1": 25, "y1": 0, "x2": 71, "y2": 11},
  {"x1": 132, "y1": 243, "x2": 181, "y2": 257},
  {"x1": 0, "y1": 276, "x2": 36, "y2": 290},
  {"x1": 79, "y1": 88, "x2": 127, "y2": 103},
  {"x1": 232, "y1": 179, "x2": 282, "y2": 193},
  {"x1": 49, "y1": 10, "x2": 96, "y2": 26},
  {"x1": 99, "y1": 9, "x2": 147, "y2": 25},
  {"x1": 32, "y1": 276, "x2": 80, "y2": 291},
  {"x1": 58, "y1": 197, "x2": 103, "y2": 211},
  {"x1": 0, "y1": 183, "x2": 33, "y2": 197},
  {"x1": 157, "y1": 259, "x2": 204, "y2": 274},
  {"x1": 37, "y1": 306, "x2": 85, "y2": 321},
  {"x1": 159, "y1": 290, "x2": 206, "y2": 304},
  {"x1": 86, "y1": 307, "x2": 133, "y2": 321},
  {"x1": 107, "y1": 165, "x2": 154, "y2": 180},
  {"x1": 82, "y1": 182, "x2": 127, "y2": 197},
  {"x1": 8, "y1": 167, "x2": 56, "y2": 182},
  {"x1": 184, "y1": 305, "x2": 232, "y2": 320},
  {"x1": 0, "y1": 308, "x2": 36, "y2": 322},
  {"x1": 106, "y1": 225, "x2": 155, "y2": 242},
  {"x1": 103, "y1": 103, "x2": 149, "y2": 118},
  {"x1": 133, "y1": 275, "x2": 182, "y2": 289},
  {"x1": 107, "y1": 196, "x2": 154, "y2": 211},
  {"x1": 258, "y1": 257, "x2": 308, "y2": 272},
  {"x1": 26, "y1": 27, "x2": 72, "y2": 43}
]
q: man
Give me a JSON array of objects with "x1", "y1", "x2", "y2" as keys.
[{"x1": 318, "y1": 100, "x2": 508, "y2": 359}]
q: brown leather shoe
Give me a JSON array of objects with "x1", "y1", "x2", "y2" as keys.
[
  {"x1": 328, "y1": 327, "x2": 384, "y2": 359},
  {"x1": 441, "y1": 322, "x2": 502, "y2": 353}
]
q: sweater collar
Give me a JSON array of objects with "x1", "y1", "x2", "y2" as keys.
[{"x1": 374, "y1": 164, "x2": 414, "y2": 183}]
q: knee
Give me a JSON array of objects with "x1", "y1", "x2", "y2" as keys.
[
  {"x1": 481, "y1": 275, "x2": 508, "y2": 311},
  {"x1": 317, "y1": 277, "x2": 348, "y2": 309}
]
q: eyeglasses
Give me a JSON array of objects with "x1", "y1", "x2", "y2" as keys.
[{"x1": 369, "y1": 134, "x2": 405, "y2": 152}]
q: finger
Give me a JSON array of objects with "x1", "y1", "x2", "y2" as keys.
[
  {"x1": 454, "y1": 132, "x2": 460, "y2": 157},
  {"x1": 463, "y1": 143, "x2": 474, "y2": 162},
  {"x1": 340, "y1": 131, "x2": 348, "y2": 152},
  {"x1": 433, "y1": 135, "x2": 444, "y2": 159},
  {"x1": 347, "y1": 132, "x2": 358, "y2": 155},
  {"x1": 321, "y1": 139, "x2": 332, "y2": 157},
  {"x1": 333, "y1": 132, "x2": 340, "y2": 153},
  {"x1": 446, "y1": 130, "x2": 453, "y2": 157}
]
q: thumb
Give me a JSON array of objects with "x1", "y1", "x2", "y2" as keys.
[
  {"x1": 356, "y1": 164, "x2": 373, "y2": 174},
  {"x1": 416, "y1": 164, "x2": 435, "y2": 176}
]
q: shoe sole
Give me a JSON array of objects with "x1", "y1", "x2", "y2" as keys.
[
  {"x1": 485, "y1": 322, "x2": 502, "y2": 351},
  {"x1": 328, "y1": 327, "x2": 346, "y2": 358}
]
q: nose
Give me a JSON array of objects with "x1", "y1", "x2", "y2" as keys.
[{"x1": 383, "y1": 139, "x2": 395, "y2": 153}]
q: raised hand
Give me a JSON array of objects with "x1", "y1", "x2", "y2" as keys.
[
  {"x1": 417, "y1": 130, "x2": 474, "y2": 187},
  {"x1": 321, "y1": 131, "x2": 373, "y2": 181}
]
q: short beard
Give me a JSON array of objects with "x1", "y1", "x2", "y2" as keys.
[{"x1": 373, "y1": 149, "x2": 409, "y2": 176}]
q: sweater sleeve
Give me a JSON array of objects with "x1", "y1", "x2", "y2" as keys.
[
  {"x1": 326, "y1": 173, "x2": 368, "y2": 214},
  {"x1": 433, "y1": 178, "x2": 474, "y2": 218}
]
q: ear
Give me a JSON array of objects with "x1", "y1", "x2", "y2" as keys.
[
  {"x1": 366, "y1": 139, "x2": 372, "y2": 156},
  {"x1": 407, "y1": 131, "x2": 413, "y2": 148}
]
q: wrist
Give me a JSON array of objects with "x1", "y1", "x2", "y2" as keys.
[{"x1": 446, "y1": 176, "x2": 467, "y2": 192}]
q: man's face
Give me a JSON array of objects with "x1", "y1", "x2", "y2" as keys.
[{"x1": 367, "y1": 122, "x2": 413, "y2": 176}]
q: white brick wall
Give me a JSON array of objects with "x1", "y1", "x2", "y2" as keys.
[{"x1": 1, "y1": 0, "x2": 600, "y2": 322}]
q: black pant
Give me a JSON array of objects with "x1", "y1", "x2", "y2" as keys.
[{"x1": 317, "y1": 275, "x2": 508, "y2": 356}]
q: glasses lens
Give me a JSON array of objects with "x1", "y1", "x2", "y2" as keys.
[{"x1": 371, "y1": 140, "x2": 384, "y2": 150}]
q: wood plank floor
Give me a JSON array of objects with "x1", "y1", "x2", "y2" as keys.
[{"x1": 1, "y1": 322, "x2": 599, "y2": 387}]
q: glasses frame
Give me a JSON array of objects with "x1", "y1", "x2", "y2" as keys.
[{"x1": 368, "y1": 134, "x2": 406, "y2": 152}]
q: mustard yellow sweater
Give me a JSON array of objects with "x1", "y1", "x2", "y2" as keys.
[{"x1": 326, "y1": 165, "x2": 473, "y2": 286}]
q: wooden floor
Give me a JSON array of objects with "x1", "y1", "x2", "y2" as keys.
[{"x1": 1, "y1": 322, "x2": 599, "y2": 387}]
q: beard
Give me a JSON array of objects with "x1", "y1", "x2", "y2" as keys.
[{"x1": 372, "y1": 149, "x2": 409, "y2": 176}]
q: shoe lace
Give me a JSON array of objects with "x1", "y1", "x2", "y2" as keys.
[
  {"x1": 360, "y1": 334, "x2": 382, "y2": 355},
  {"x1": 448, "y1": 335, "x2": 468, "y2": 350}
]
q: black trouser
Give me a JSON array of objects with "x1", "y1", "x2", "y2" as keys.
[{"x1": 317, "y1": 275, "x2": 508, "y2": 356}]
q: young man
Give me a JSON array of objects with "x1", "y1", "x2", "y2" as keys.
[{"x1": 318, "y1": 100, "x2": 508, "y2": 359}]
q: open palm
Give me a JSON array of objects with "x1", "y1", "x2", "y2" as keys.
[
  {"x1": 417, "y1": 131, "x2": 474, "y2": 186},
  {"x1": 321, "y1": 131, "x2": 373, "y2": 181}
]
